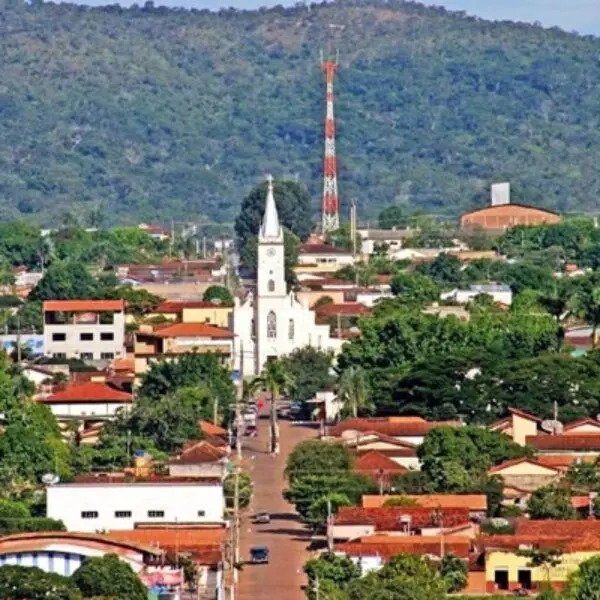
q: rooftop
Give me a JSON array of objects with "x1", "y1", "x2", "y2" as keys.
[
  {"x1": 488, "y1": 457, "x2": 560, "y2": 474},
  {"x1": 336, "y1": 535, "x2": 470, "y2": 559},
  {"x1": 333, "y1": 506, "x2": 470, "y2": 530},
  {"x1": 515, "y1": 518, "x2": 600, "y2": 537},
  {"x1": 478, "y1": 533, "x2": 600, "y2": 553},
  {"x1": 298, "y1": 242, "x2": 352, "y2": 255},
  {"x1": 526, "y1": 434, "x2": 600, "y2": 451},
  {"x1": 44, "y1": 381, "x2": 132, "y2": 404},
  {"x1": 63, "y1": 474, "x2": 222, "y2": 486},
  {"x1": 198, "y1": 420, "x2": 228, "y2": 437},
  {"x1": 563, "y1": 417, "x2": 600, "y2": 433},
  {"x1": 329, "y1": 416, "x2": 460, "y2": 438},
  {"x1": 149, "y1": 322, "x2": 233, "y2": 339},
  {"x1": 314, "y1": 302, "x2": 371, "y2": 316},
  {"x1": 157, "y1": 300, "x2": 232, "y2": 312},
  {"x1": 362, "y1": 494, "x2": 487, "y2": 511},
  {"x1": 353, "y1": 451, "x2": 408, "y2": 473},
  {"x1": 170, "y1": 441, "x2": 228, "y2": 465},
  {"x1": 43, "y1": 299, "x2": 125, "y2": 312}
]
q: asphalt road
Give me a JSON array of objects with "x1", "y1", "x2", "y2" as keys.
[{"x1": 237, "y1": 417, "x2": 317, "y2": 600}]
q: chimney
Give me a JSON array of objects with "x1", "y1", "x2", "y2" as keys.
[{"x1": 491, "y1": 182, "x2": 510, "y2": 207}]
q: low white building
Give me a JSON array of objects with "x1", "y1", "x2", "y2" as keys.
[
  {"x1": 441, "y1": 284, "x2": 513, "y2": 306},
  {"x1": 357, "y1": 228, "x2": 411, "y2": 256},
  {"x1": 47, "y1": 475, "x2": 226, "y2": 532}
]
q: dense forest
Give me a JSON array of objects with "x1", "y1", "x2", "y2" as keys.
[{"x1": 2, "y1": 0, "x2": 600, "y2": 226}]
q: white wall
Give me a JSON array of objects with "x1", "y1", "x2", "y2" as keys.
[
  {"x1": 47, "y1": 482, "x2": 225, "y2": 532},
  {"x1": 47, "y1": 402, "x2": 130, "y2": 420}
]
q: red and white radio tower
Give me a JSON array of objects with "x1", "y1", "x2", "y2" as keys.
[{"x1": 320, "y1": 50, "x2": 340, "y2": 233}]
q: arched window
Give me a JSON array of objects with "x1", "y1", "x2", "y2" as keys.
[
  {"x1": 268, "y1": 279, "x2": 275, "y2": 292},
  {"x1": 267, "y1": 311, "x2": 276, "y2": 339},
  {"x1": 288, "y1": 319, "x2": 295, "y2": 341}
]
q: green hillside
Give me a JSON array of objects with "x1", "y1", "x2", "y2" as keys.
[{"x1": 2, "y1": 0, "x2": 600, "y2": 226}]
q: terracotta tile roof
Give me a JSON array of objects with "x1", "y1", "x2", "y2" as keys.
[
  {"x1": 334, "y1": 506, "x2": 470, "y2": 530},
  {"x1": 0, "y1": 532, "x2": 160, "y2": 557},
  {"x1": 563, "y1": 417, "x2": 600, "y2": 433},
  {"x1": 329, "y1": 417, "x2": 460, "y2": 438},
  {"x1": 349, "y1": 431, "x2": 418, "y2": 451},
  {"x1": 43, "y1": 299, "x2": 125, "y2": 312},
  {"x1": 536, "y1": 455, "x2": 596, "y2": 469},
  {"x1": 362, "y1": 494, "x2": 487, "y2": 511},
  {"x1": 488, "y1": 457, "x2": 560, "y2": 474},
  {"x1": 478, "y1": 533, "x2": 600, "y2": 553},
  {"x1": 314, "y1": 303, "x2": 371, "y2": 316},
  {"x1": 298, "y1": 243, "x2": 351, "y2": 255},
  {"x1": 353, "y1": 451, "x2": 408, "y2": 474},
  {"x1": 109, "y1": 527, "x2": 226, "y2": 556},
  {"x1": 67, "y1": 474, "x2": 222, "y2": 486},
  {"x1": 357, "y1": 448, "x2": 417, "y2": 458},
  {"x1": 516, "y1": 519, "x2": 600, "y2": 537},
  {"x1": 527, "y1": 434, "x2": 600, "y2": 451},
  {"x1": 44, "y1": 381, "x2": 132, "y2": 403},
  {"x1": 112, "y1": 356, "x2": 135, "y2": 372},
  {"x1": 507, "y1": 407, "x2": 542, "y2": 423},
  {"x1": 170, "y1": 441, "x2": 228, "y2": 465},
  {"x1": 151, "y1": 322, "x2": 233, "y2": 339},
  {"x1": 488, "y1": 416, "x2": 511, "y2": 432},
  {"x1": 157, "y1": 300, "x2": 231, "y2": 312},
  {"x1": 336, "y1": 535, "x2": 470, "y2": 559},
  {"x1": 198, "y1": 420, "x2": 228, "y2": 437},
  {"x1": 571, "y1": 496, "x2": 591, "y2": 509}
]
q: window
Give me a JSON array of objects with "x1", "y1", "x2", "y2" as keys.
[
  {"x1": 115, "y1": 511, "x2": 132, "y2": 518},
  {"x1": 100, "y1": 332, "x2": 114, "y2": 341},
  {"x1": 52, "y1": 353, "x2": 66, "y2": 359},
  {"x1": 52, "y1": 333, "x2": 66, "y2": 342},
  {"x1": 81, "y1": 511, "x2": 98, "y2": 519},
  {"x1": 147, "y1": 510, "x2": 165, "y2": 518},
  {"x1": 100, "y1": 352, "x2": 114, "y2": 360},
  {"x1": 266, "y1": 311, "x2": 276, "y2": 339},
  {"x1": 80, "y1": 332, "x2": 93, "y2": 341},
  {"x1": 197, "y1": 510, "x2": 206, "y2": 517},
  {"x1": 517, "y1": 570, "x2": 532, "y2": 590},
  {"x1": 288, "y1": 319, "x2": 295, "y2": 341},
  {"x1": 268, "y1": 279, "x2": 275, "y2": 292},
  {"x1": 80, "y1": 353, "x2": 93, "y2": 360}
]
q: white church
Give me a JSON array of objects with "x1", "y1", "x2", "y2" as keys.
[{"x1": 233, "y1": 176, "x2": 342, "y2": 377}]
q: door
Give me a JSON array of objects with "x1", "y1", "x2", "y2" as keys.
[
  {"x1": 518, "y1": 569, "x2": 532, "y2": 589},
  {"x1": 494, "y1": 569, "x2": 509, "y2": 591}
]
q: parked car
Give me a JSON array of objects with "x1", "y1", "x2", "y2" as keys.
[
  {"x1": 251, "y1": 512, "x2": 270, "y2": 524},
  {"x1": 244, "y1": 424, "x2": 257, "y2": 437},
  {"x1": 250, "y1": 545, "x2": 270, "y2": 564}
]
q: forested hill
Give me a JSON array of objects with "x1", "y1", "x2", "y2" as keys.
[{"x1": 2, "y1": 0, "x2": 600, "y2": 226}]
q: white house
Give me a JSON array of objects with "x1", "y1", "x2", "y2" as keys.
[
  {"x1": 357, "y1": 228, "x2": 411, "y2": 256},
  {"x1": 47, "y1": 475, "x2": 226, "y2": 532},
  {"x1": 441, "y1": 284, "x2": 513, "y2": 306},
  {"x1": 232, "y1": 176, "x2": 342, "y2": 376}
]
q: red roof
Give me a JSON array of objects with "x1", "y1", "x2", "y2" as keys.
[
  {"x1": 170, "y1": 441, "x2": 228, "y2": 465},
  {"x1": 478, "y1": 533, "x2": 600, "y2": 553},
  {"x1": 508, "y1": 407, "x2": 542, "y2": 423},
  {"x1": 516, "y1": 518, "x2": 600, "y2": 537},
  {"x1": 157, "y1": 300, "x2": 231, "y2": 312},
  {"x1": 336, "y1": 535, "x2": 470, "y2": 559},
  {"x1": 314, "y1": 302, "x2": 371, "y2": 316},
  {"x1": 488, "y1": 457, "x2": 560, "y2": 474},
  {"x1": 353, "y1": 451, "x2": 408, "y2": 474},
  {"x1": 151, "y1": 322, "x2": 233, "y2": 339},
  {"x1": 330, "y1": 417, "x2": 460, "y2": 438},
  {"x1": 298, "y1": 243, "x2": 351, "y2": 255},
  {"x1": 527, "y1": 434, "x2": 600, "y2": 451},
  {"x1": 536, "y1": 455, "x2": 595, "y2": 470},
  {"x1": 43, "y1": 299, "x2": 125, "y2": 312},
  {"x1": 68, "y1": 475, "x2": 222, "y2": 485},
  {"x1": 44, "y1": 382, "x2": 132, "y2": 404},
  {"x1": 563, "y1": 417, "x2": 600, "y2": 433},
  {"x1": 334, "y1": 506, "x2": 470, "y2": 530},
  {"x1": 363, "y1": 494, "x2": 487, "y2": 511},
  {"x1": 198, "y1": 420, "x2": 228, "y2": 437}
]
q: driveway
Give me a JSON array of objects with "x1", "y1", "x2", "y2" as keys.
[{"x1": 237, "y1": 417, "x2": 317, "y2": 600}]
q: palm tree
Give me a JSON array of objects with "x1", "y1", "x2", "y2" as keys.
[
  {"x1": 254, "y1": 359, "x2": 295, "y2": 454},
  {"x1": 337, "y1": 366, "x2": 371, "y2": 418},
  {"x1": 538, "y1": 280, "x2": 573, "y2": 350},
  {"x1": 574, "y1": 285, "x2": 600, "y2": 349}
]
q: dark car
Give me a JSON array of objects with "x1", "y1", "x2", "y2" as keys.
[
  {"x1": 250, "y1": 545, "x2": 270, "y2": 564},
  {"x1": 251, "y1": 512, "x2": 270, "y2": 524}
]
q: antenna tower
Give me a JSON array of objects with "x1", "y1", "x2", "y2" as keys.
[{"x1": 320, "y1": 48, "x2": 340, "y2": 233}]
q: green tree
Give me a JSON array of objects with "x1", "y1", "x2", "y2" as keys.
[
  {"x1": 224, "y1": 471, "x2": 253, "y2": 509},
  {"x1": 281, "y1": 347, "x2": 334, "y2": 405},
  {"x1": 517, "y1": 548, "x2": 564, "y2": 590},
  {"x1": 390, "y1": 272, "x2": 439, "y2": 306},
  {"x1": 203, "y1": 285, "x2": 234, "y2": 306},
  {"x1": 440, "y1": 553, "x2": 468, "y2": 592},
  {"x1": 28, "y1": 262, "x2": 110, "y2": 302},
  {"x1": 527, "y1": 484, "x2": 576, "y2": 520},
  {"x1": 285, "y1": 440, "x2": 352, "y2": 483},
  {"x1": 336, "y1": 366, "x2": 372, "y2": 418},
  {"x1": 416, "y1": 253, "x2": 463, "y2": 287},
  {"x1": 71, "y1": 553, "x2": 147, "y2": 600},
  {"x1": 378, "y1": 206, "x2": 410, "y2": 230},
  {"x1": 0, "y1": 565, "x2": 82, "y2": 600},
  {"x1": 0, "y1": 223, "x2": 42, "y2": 268},
  {"x1": 573, "y1": 285, "x2": 600, "y2": 348},
  {"x1": 306, "y1": 492, "x2": 352, "y2": 528},
  {"x1": 564, "y1": 554, "x2": 600, "y2": 600},
  {"x1": 304, "y1": 552, "x2": 361, "y2": 600}
]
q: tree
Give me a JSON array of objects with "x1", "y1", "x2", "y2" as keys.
[
  {"x1": 416, "y1": 253, "x2": 463, "y2": 286},
  {"x1": 203, "y1": 285, "x2": 234, "y2": 306},
  {"x1": 390, "y1": 272, "x2": 439, "y2": 306},
  {"x1": 304, "y1": 552, "x2": 361, "y2": 600},
  {"x1": 566, "y1": 461, "x2": 600, "y2": 493},
  {"x1": 336, "y1": 366, "x2": 372, "y2": 418},
  {"x1": 378, "y1": 206, "x2": 410, "y2": 230},
  {"x1": 527, "y1": 484, "x2": 576, "y2": 520},
  {"x1": 281, "y1": 347, "x2": 334, "y2": 405},
  {"x1": 71, "y1": 553, "x2": 147, "y2": 600},
  {"x1": 285, "y1": 440, "x2": 352, "y2": 483},
  {"x1": 28, "y1": 262, "x2": 109, "y2": 302},
  {"x1": 0, "y1": 565, "x2": 82, "y2": 600},
  {"x1": 306, "y1": 492, "x2": 352, "y2": 528},
  {"x1": 440, "y1": 553, "x2": 468, "y2": 592},
  {"x1": 564, "y1": 554, "x2": 600, "y2": 600},
  {"x1": 254, "y1": 358, "x2": 295, "y2": 454},
  {"x1": 517, "y1": 548, "x2": 564, "y2": 589},
  {"x1": 0, "y1": 222, "x2": 42, "y2": 268},
  {"x1": 224, "y1": 471, "x2": 253, "y2": 509},
  {"x1": 573, "y1": 285, "x2": 600, "y2": 348}
]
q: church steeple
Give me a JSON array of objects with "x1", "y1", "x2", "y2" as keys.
[{"x1": 259, "y1": 175, "x2": 283, "y2": 242}]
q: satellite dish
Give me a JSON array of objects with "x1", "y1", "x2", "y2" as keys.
[
  {"x1": 41, "y1": 473, "x2": 60, "y2": 485},
  {"x1": 541, "y1": 420, "x2": 563, "y2": 435},
  {"x1": 341, "y1": 429, "x2": 360, "y2": 442}
]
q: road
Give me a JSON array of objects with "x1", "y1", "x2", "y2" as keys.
[{"x1": 237, "y1": 416, "x2": 317, "y2": 600}]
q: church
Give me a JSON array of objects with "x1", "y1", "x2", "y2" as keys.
[{"x1": 232, "y1": 176, "x2": 342, "y2": 377}]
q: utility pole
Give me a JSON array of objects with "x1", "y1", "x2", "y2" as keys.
[
  {"x1": 326, "y1": 499, "x2": 334, "y2": 553},
  {"x1": 203, "y1": 236, "x2": 207, "y2": 258},
  {"x1": 236, "y1": 341, "x2": 243, "y2": 461},
  {"x1": 16, "y1": 314, "x2": 21, "y2": 364},
  {"x1": 233, "y1": 465, "x2": 240, "y2": 582}
]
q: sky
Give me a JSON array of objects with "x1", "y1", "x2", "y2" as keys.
[{"x1": 72, "y1": 0, "x2": 600, "y2": 35}]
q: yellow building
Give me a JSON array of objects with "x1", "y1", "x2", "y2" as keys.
[
  {"x1": 147, "y1": 300, "x2": 232, "y2": 328},
  {"x1": 489, "y1": 407, "x2": 541, "y2": 446}
]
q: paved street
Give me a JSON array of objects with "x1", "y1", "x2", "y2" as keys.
[{"x1": 238, "y1": 416, "x2": 317, "y2": 600}]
